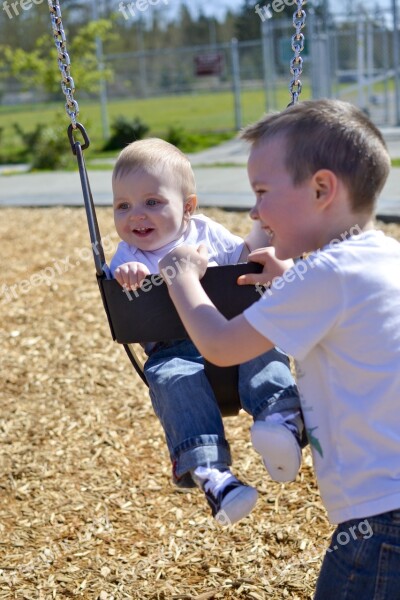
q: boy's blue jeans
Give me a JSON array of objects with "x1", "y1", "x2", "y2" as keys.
[
  {"x1": 144, "y1": 339, "x2": 300, "y2": 487},
  {"x1": 314, "y1": 510, "x2": 400, "y2": 599}
]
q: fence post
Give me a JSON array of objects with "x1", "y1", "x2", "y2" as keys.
[
  {"x1": 366, "y1": 20, "x2": 374, "y2": 105},
  {"x1": 137, "y1": 18, "x2": 149, "y2": 98},
  {"x1": 309, "y1": 11, "x2": 331, "y2": 99},
  {"x1": 357, "y1": 18, "x2": 367, "y2": 112},
  {"x1": 261, "y1": 17, "x2": 276, "y2": 112},
  {"x1": 231, "y1": 38, "x2": 242, "y2": 131},
  {"x1": 382, "y1": 16, "x2": 390, "y2": 125},
  {"x1": 92, "y1": 0, "x2": 110, "y2": 140},
  {"x1": 392, "y1": 0, "x2": 400, "y2": 125}
]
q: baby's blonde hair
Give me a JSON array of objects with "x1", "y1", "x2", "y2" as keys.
[{"x1": 113, "y1": 138, "x2": 196, "y2": 200}]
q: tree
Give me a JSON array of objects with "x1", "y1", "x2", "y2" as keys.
[
  {"x1": 235, "y1": 1, "x2": 260, "y2": 41},
  {"x1": 0, "y1": 20, "x2": 115, "y2": 97}
]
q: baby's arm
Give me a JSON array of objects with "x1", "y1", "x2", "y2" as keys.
[
  {"x1": 241, "y1": 218, "x2": 274, "y2": 259},
  {"x1": 114, "y1": 261, "x2": 150, "y2": 290},
  {"x1": 237, "y1": 220, "x2": 293, "y2": 285}
]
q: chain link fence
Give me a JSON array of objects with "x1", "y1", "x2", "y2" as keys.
[
  {"x1": 99, "y1": 9, "x2": 399, "y2": 126},
  {"x1": 2, "y1": 8, "x2": 399, "y2": 127}
]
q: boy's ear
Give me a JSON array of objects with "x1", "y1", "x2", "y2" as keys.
[
  {"x1": 312, "y1": 170, "x2": 337, "y2": 208},
  {"x1": 184, "y1": 194, "x2": 197, "y2": 216}
]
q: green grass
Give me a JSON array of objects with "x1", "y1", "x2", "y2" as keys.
[{"x1": 0, "y1": 86, "x2": 311, "y2": 163}]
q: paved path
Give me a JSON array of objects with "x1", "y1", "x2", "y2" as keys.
[{"x1": 1, "y1": 131, "x2": 400, "y2": 222}]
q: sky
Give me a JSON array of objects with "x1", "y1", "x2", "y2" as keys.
[{"x1": 162, "y1": 0, "x2": 396, "y2": 21}]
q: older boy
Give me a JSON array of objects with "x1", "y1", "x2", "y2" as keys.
[{"x1": 159, "y1": 99, "x2": 400, "y2": 597}]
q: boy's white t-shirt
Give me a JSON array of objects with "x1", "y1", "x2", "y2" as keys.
[
  {"x1": 244, "y1": 230, "x2": 400, "y2": 524},
  {"x1": 110, "y1": 214, "x2": 245, "y2": 275}
]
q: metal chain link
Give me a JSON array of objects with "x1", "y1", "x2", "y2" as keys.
[
  {"x1": 288, "y1": 0, "x2": 307, "y2": 106},
  {"x1": 48, "y1": 0, "x2": 79, "y2": 127}
]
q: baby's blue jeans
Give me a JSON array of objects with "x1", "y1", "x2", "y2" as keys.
[
  {"x1": 144, "y1": 339, "x2": 300, "y2": 487},
  {"x1": 314, "y1": 509, "x2": 400, "y2": 599}
]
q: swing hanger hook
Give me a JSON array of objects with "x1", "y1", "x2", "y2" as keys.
[{"x1": 68, "y1": 123, "x2": 90, "y2": 155}]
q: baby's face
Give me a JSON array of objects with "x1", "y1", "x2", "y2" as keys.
[{"x1": 113, "y1": 168, "x2": 193, "y2": 251}]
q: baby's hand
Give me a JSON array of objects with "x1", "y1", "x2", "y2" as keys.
[
  {"x1": 159, "y1": 244, "x2": 208, "y2": 285},
  {"x1": 237, "y1": 247, "x2": 293, "y2": 287},
  {"x1": 114, "y1": 261, "x2": 151, "y2": 290}
]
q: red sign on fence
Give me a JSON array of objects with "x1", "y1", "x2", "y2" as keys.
[{"x1": 194, "y1": 53, "x2": 224, "y2": 77}]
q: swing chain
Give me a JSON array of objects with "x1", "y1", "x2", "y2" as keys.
[
  {"x1": 288, "y1": 0, "x2": 307, "y2": 106},
  {"x1": 47, "y1": 0, "x2": 79, "y2": 128}
]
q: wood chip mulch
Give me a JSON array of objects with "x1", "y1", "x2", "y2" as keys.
[{"x1": 1, "y1": 206, "x2": 398, "y2": 600}]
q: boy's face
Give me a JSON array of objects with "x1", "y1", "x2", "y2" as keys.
[
  {"x1": 247, "y1": 137, "x2": 320, "y2": 260},
  {"x1": 113, "y1": 168, "x2": 196, "y2": 251}
]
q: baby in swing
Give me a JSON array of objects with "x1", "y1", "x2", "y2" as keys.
[{"x1": 110, "y1": 138, "x2": 305, "y2": 525}]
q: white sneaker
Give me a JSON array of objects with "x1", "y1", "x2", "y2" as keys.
[
  {"x1": 251, "y1": 413, "x2": 302, "y2": 483},
  {"x1": 193, "y1": 466, "x2": 258, "y2": 526}
]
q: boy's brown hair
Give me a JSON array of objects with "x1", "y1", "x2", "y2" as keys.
[
  {"x1": 240, "y1": 99, "x2": 391, "y2": 213},
  {"x1": 113, "y1": 138, "x2": 196, "y2": 200}
]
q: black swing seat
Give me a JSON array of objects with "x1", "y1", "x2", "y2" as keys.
[{"x1": 97, "y1": 261, "x2": 263, "y2": 416}]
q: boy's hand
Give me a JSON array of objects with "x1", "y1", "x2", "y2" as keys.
[
  {"x1": 159, "y1": 244, "x2": 208, "y2": 285},
  {"x1": 237, "y1": 247, "x2": 294, "y2": 287},
  {"x1": 114, "y1": 261, "x2": 151, "y2": 290}
]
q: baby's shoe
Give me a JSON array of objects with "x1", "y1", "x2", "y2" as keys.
[
  {"x1": 192, "y1": 466, "x2": 258, "y2": 526},
  {"x1": 251, "y1": 411, "x2": 303, "y2": 483}
]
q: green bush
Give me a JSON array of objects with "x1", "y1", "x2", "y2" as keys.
[
  {"x1": 11, "y1": 118, "x2": 72, "y2": 170},
  {"x1": 13, "y1": 122, "x2": 42, "y2": 150},
  {"x1": 165, "y1": 128, "x2": 234, "y2": 153},
  {"x1": 103, "y1": 116, "x2": 149, "y2": 151},
  {"x1": 30, "y1": 126, "x2": 70, "y2": 171},
  {"x1": 165, "y1": 125, "x2": 186, "y2": 148}
]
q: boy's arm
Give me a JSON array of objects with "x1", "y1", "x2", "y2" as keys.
[
  {"x1": 159, "y1": 244, "x2": 274, "y2": 366},
  {"x1": 238, "y1": 247, "x2": 292, "y2": 287}
]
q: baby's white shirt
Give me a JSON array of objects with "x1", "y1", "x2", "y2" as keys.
[{"x1": 110, "y1": 214, "x2": 245, "y2": 275}]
